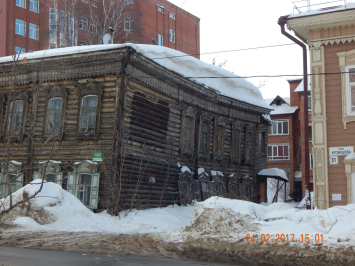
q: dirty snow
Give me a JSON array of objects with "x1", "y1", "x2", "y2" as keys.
[
  {"x1": 0, "y1": 44, "x2": 271, "y2": 110},
  {"x1": 1, "y1": 182, "x2": 355, "y2": 249}
]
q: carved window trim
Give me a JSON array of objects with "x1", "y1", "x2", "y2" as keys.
[
  {"x1": 213, "y1": 117, "x2": 225, "y2": 161},
  {"x1": 77, "y1": 83, "x2": 103, "y2": 140},
  {"x1": 33, "y1": 160, "x2": 63, "y2": 186},
  {"x1": 5, "y1": 90, "x2": 29, "y2": 141},
  {"x1": 198, "y1": 113, "x2": 210, "y2": 159},
  {"x1": 43, "y1": 86, "x2": 68, "y2": 139},
  {"x1": 0, "y1": 161, "x2": 24, "y2": 198},
  {"x1": 180, "y1": 107, "x2": 196, "y2": 156},
  {"x1": 244, "y1": 125, "x2": 255, "y2": 165},
  {"x1": 231, "y1": 121, "x2": 242, "y2": 163}
]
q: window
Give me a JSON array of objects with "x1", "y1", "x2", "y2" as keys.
[
  {"x1": 158, "y1": 6, "x2": 164, "y2": 13},
  {"x1": 158, "y1": 34, "x2": 163, "y2": 46},
  {"x1": 29, "y1": 23, "x2": 39, "y2": 40},
  {"x1": 16, "y1": 0, "x2": 25, "y2": 8},
  {"x1": 215, "y1": 125, "x2": 223, "y2": 155},
  {"x1": 15, "y1": 19, "x2": 26, "y2": 36},
  {"x1": 231, "y1": 128, "x2": 241, "y2": 159},
  {"x1": 259, "y1": 132, "x2": 265, "y2": 153},
  {"x1": 124, "y1": 17, "x2": 133, "y2": 31},
  {"x1": 309, "y1": 153, "x2": 313, "y2": 170},
  {"x1": 267, "y1": 144, "x2": 289, "y2": 160},
  {"x1": 213, "y1": 118, "x2": 225, "y2": 160},
  {"x1": 30, "y1": 0, "x2": 39, "y2": 12},
  {"x1": 80, "y1": 95, "x2": 98, "y2": 133},
  {"x1": 8, "y1": 100, "x2": 24, "y2": 135},
  {"x1": 14, "y1": 46, "x2": 25, "y2": 55},
  {"x1": 67, "y1": 161, "x2": 100, "y2": 209},
  {"x1": 49, "y1": 8, "x2": 57, "y2": 48},
  {"x1": 90, "y1": 23, "x2": 98, "y2": 35},
  {"x1": 181, "y1": 107, "x2": 196, "y2": 156},
  {"x1": 33, "y1": 160, "x2": 63, "y2": 186},
  {"x1": 124, "y1": 0, "x2": 134, "y2": 5},
  {"x1": 92, "y1": 1, "x2": 98, "y2": 7},
  {"x1": 244, "y1": 126, "x2": 254, "y2": 163},
  {"x1": 183, "y1": 117, "x2": 193, "y2": 150},
  {"x1": 45, "y1": 98, "x2": 63, "y2": 134},
  {"x1": 169, "y1": 29, "x2": 175, "y2": 42},
  {"x1": 79, "y1": 40, "x2": 87, "y2": 46},
  {"x1": 346, "y1": 67, "x2": 355, "y2": 114},
  {"x1": 79, "y1": 17, "x2": 88, "y2": 30},
  {"x1": 169, "y1": 13, "x2": 176, "y2": 19},
  {"x1": 308, "y1": 96, "x2": 311, "y2": 113},
  {"x1": 270, "y1": 120, "x2": 289, "y2": 135},
  {"x1": 199, "y1": 121, "x2": 209, "y2": 154},
  {"x1": 0, "y1": 161, "x2": 24, "y2": 199},
  {"x1": 308, "y1": 123, "x2": 312, "y2": 142},
  {"x1": 81, "y1": 0, "x2": 88, "y2": 3}
]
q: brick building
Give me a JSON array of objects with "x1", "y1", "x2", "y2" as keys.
[
  {"x1": 267, "y1": 79, "x2": 312, "y2": 201},
  {"x1": 0, "y1": 0, "x2": 200, "y2": 59}
]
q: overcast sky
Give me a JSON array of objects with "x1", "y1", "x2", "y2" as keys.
[{"x1": 167, "y1": 0, "x2": 339, "y2": 100}]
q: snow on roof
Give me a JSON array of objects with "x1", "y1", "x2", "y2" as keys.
[
  {"x1": 262, "y1": 114, "x2": 271, "y2": 123},
  {"x1": 73, "y1": 160, "x2": 98, "y2": 165},
  {"x1": 9, "y1": 160, "x2": 22, "y2": 166},
  {"x1": 0, "y1": 44, "x2": 271, "y2": 110},
  {"x1": 294, "y1": 80, "x2": 311, "y2": 92},
  {"x1": 344, "y1": 153, "x2": 355, "y2": 161},
  {"x1": 39, "y1": 160, "x2": 62, "y2": 165},
  {"x1": 258, "y1": 168, "x2": 289, "y2": 182},
  {"x1": 271, "y1": 105, "x2": 298, "y2": 115},
  {"x1": 294, "y1": 171, "x2": 302, "y2": 178},
  {"x1": 211, "y1": 170, "x2": 223, "y2": 176},
  {"x1": 288, "y1": 2, "x2": 355, "y2": 19},
  {"x1": 181, "y1": 166, "x2": 191, "y2": 173}
]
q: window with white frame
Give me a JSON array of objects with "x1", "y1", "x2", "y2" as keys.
[
  {"x1": 8, "y1": 100, "x2": 24, "y2": 135},
  {"x1": 33, "y1": 160, "x2": 63, "y2": 186},
  {"x1": 79, "y1": 95, "x2": 98, "y2": 133},
  {"x1": 269, "y1": 120, "x2": 289, "y2": 135},
  {"x1": 169, "y1": 29, "x2": 175, "y2": 42},
  {"x1": 15, "y1": 19, "x2": 26, "y2": 36},
  {"x1": 14, "y1": 46, "x2": 25, "y2": 55},
  {"x1": 81, "y1": 0, "x2": 88, "y2": 3},
  {"x1": 90, "y1": 23, "x2": 98, "y2": 35},
  {"x1": 0, "y1": 161, "x2": 24, "y2": 199},
  {"x1": 157, "y1": 6, "x2": 164, "y2": 13},
  {"x1": 124, "y1": 0, "x2": 134, "y2": 5},
  {"x1": 46, "y1": 98, "x2": 63, "y2": 134},
  {"x1": 308, "y1": 123, "x2": 312, "y2": 142},
  {"x1": 16, "y1": 0, "x2": 25, "y2": 8},
  {"x1": 79, "y1": 17, "x2": 88, "y2": 30},
  {"x1": 308, "y1": 96, "x2": 311, "y2": 113},
  {"x1": 124, "y1": 17, "x2": 133, "y2": 31},
  {"x1": 309, "y1": 152, "x2": 313, "y2": 170},
  {"x1": 169, "y1": 12, "x2": 176, "y2": 19},
  {"x1": 158, "y1": 34, "x2": 163, "y2": 46},
  {"x1": 67, "y1": 161, "x2": 100, "y2": 209},
  {"x1": 92, "y1": 1, "x2": 98, "y2": 7},
  {"x1": 346, "y1": 66, "x2": 355, "y2": 115},
  {"x1": 267, "y1": 144, "x2": 289, "y2": 160},
  {"x1": 29, "y1": 23, "x2": 39, "y2": 40},
  {"x1": 49, "y1": 8, "x2": 57, "y2": 48},
  {"x1": 30, "y1": 0, "x2": 39, "y2": 12}
]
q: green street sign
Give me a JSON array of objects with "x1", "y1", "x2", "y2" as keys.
[{"x1": 92, "y1": 152, "x2": 104, "y2": 162}]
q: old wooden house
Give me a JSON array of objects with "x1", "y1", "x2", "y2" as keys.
[{"x1": 0, "y1": 44, "x2": 271, "y2": 213}]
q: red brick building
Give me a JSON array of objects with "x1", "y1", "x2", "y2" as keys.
[
  {"x1": 267, "y1": 79, "x2": 312, "y2": 201},
  {"x1": 0, "y1": 0, "x2": 200, "y2": 59}
]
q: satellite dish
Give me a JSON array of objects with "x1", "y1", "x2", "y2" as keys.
[{"x1": 103, "y1": 33, "x2": 112, "y2": 44}]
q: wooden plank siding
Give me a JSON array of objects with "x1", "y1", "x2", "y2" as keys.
[{"x1": 0, "y1": 47, "x2": 270, "y2": 212}]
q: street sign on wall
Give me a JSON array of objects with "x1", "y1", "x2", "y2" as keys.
[{"x1": 92, "y1": 152, "x2": 104, "y2": 162}]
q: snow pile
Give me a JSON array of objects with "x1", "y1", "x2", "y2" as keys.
[
  {"x1": 0, "y1": 44, "x2": 271, "y2": 109},
  {"x1": 1, "y1": 181, "x2": 194, "y2": 234}
]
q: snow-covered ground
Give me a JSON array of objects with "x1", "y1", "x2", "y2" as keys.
[{"x1": 1, "y1": 181, "x2": 355, "y2": 248}]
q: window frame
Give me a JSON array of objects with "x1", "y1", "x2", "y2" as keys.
[
  {"x1": 79, "y1": 17, "x2": 88, "y2": 30},
  {"x1": 92, "y1": 1, "x2": 98, "y2": 7},
  {"x1": 14, "y1": 46, "x2": 25, "y2": 55},
  {"x1": 67, "y1": 161, "x2": 100, "y2": 209},
  {"x1": 269, "y1": 119, "x2": 289, "y2": 135},
  {"x1": 309, "y1": 152, "x2": 313, "y2": 170},
  {"x1": 244, "y1": 125, "x2": 254, "y2": 164},
  {"x1": 16, "y1": 0, "x2": 26, "y2": 8},
  {"x1": 30, "y1": 0, "x2": 39, "y2": 12},
  {"x1": 158, "y1": 34, "x2": 163, "y2": 46},
  {"x1": 43, "y1": 86, "x2": 68, "y2": 139},
  {"x1": 180, "y1": 107, "x2": 196, "y2": 156},
  {"x1": 0, "y1": 161, "x2": 24, "y2": 199},
  {"x1": 198, "y1": 113, "x2": 210, "y2": 159},
  {"x1": 267, "y1": 143, "x2": 290, "y2": 160},
  {"x1": 33, "y1": 160, "x2": 63, "y2": 186},
  {"x1": 49, "y1": 7, "x2": 57, "y2": 48},
  {"x1": 15, "y1": 19, "x2": 26, "y2": 36},
  {"x1": 213, "y1": 117, "x2": 225, "y2": 161},
  {"x1": 157, "y1": 6, "x2": 164, "y2": 13},
  {"x1": 169, "y1": 29, "x2": 175, "y2": 43},
  {"x1": 29, "y1": 23, "x2": 39, "y2": 40},
  {"x1": 169, "y1": 12, "x2": 176, "y2": 19},
  {"x1": 231, "y1": 121, "x2": 241, "y2": 162},
  {"x1": 308, "y1": 95, "x2": 311, "y2": 113},
  {"x1": 308, "y1": 123, "x2": 312, "y2": 142},
  {"x1": 5, "y1": 90, "x2": 28, "y2": 140},
  {"x1": 77, "y1": 84, "x2": 103, "y2": 140},
  {"x1": 124, "y1": 17, "x2": 133, "y2": 31},
  {"x1": 124, "y1": 0, "x2": 134, "y2": 5},
  {"x1": 258, "y1": 131, "x2": 266, "y2": 154}
]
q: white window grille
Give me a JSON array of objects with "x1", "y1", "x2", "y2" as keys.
[
  {"x1": 79, "y1": 17, "x2": 88, "y2": 30},
  {"x1": 158, "y1": 6, "x2": 164, "y2": 13},
  {"x1": 30, "y1": 0, "x2": 39, "y2": 12},
  {"x1": 169, "y1": 29, "x2": 175, "y2": 42},
  {"x1": 92, "y1": 1, "x2": 98, "y2": 7},
  {"x1": 16, "y1": 0, "x2": 25, "y2": 8},
  {"x1": 267, "y1": 144, "x2": 290, "y2": 160},
  {"x1": 29, "y1": 23, "x2": 39, "y2": 40},
  {"x1": 124, "y1": 17, "x2": 133, "y2": 31},
  {"x1": 269, "y1": 120, "x2": 289, "y2": 135},
  {"x1": 49, "y1": 8, "x2": 57, "y2": 48},
  {"x1": 169, "y1": 13, "x2": 175, "y2": 19},
  {"x1": 124, "y1": 0, "x2": 134, "y2": 5},
  {"x1": 14, "y1": 46, "x2": 25, "y2": 55},
  {"x1": 158, "y1": 34, "x2": 163, "y2": 46},
  {"x1": 15, "y1": 19, "x2": 26, "y2": 36}
]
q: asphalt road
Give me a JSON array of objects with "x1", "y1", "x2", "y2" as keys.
[{"x1": 0, "y1": 247, "x2": 233, "y2": 266}]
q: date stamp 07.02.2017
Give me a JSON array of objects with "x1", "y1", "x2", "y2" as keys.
[{"x1": 246, "y1": 234, "x2": 324, "y2": 243}]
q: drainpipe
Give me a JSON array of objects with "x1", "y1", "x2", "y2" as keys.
[{"x1": 278, "y1": 15, "x2": 311, "y2": 209}]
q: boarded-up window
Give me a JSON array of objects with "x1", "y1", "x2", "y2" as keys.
[
  {"x1": 232, "y1": 129, "x2": 240, "y2": 158},
  {"x1": 199, "y1": 121, "x2": 209, "y2": 154},
  {"x1": 183, "y1": 117, "x2": 193, "y2": 149}
]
